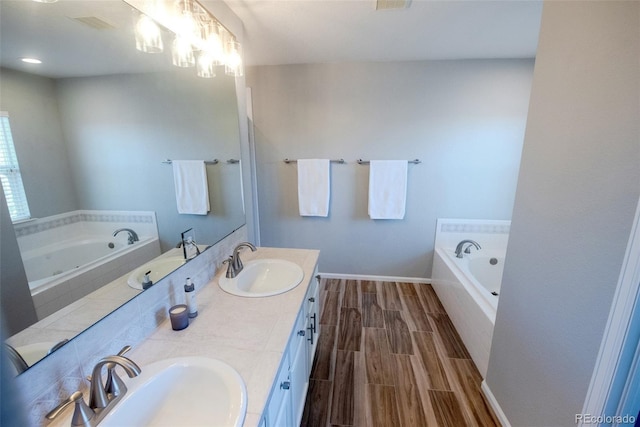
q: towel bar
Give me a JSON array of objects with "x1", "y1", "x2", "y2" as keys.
[
  {"x1": 284, "y1": 158, "x2": 345, "y2": 164},
  {"x1": 357, "y1": 159, "x2": 421, "y2": 164},
  {"x1": 163, "y1": 159, "x2": 219, "y2": 165}
]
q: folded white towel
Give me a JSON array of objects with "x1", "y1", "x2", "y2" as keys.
[
  {"x1": 368, "y1": 160, "x2": 408, "y2": 219},
  {"x1": 297, "y1": 159, "x2": 330, "y2": 217},
  {"x1": 172, "y1": 160, "x2": 210, "y2": 215}
]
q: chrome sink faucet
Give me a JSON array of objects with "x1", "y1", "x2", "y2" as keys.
[
  {"x1": 113, "y1": 228, "x2": 139, "y2": 245},
  {"x1": 89, "y1": 355, "x2": 141, "y2": 410},
  {"x1": 46, "y1": 350, "x2": 141, "y2": 427},
  {"x1": 454, "y1": 239, "x2": 481, "y2": 258},
  {"x1": 223, "y1": 242, "x2": 257, "y2": 278}
]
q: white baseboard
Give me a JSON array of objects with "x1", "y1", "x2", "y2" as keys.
[
  {"x1": 317, "y1": 272, "x2": 431, "y2": 284},
  {"x1": 482, "y1": 380, "x2": 511, "y2": 427}
]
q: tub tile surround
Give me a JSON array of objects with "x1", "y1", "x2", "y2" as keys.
[
  {"x1": 431, "y1": 218, "x2": 510, "y2": 377},
  {"x1": 14, "y1": 210, "x2": 158, "y2": 247},
  {"x1": 434, "y1": 218, "x2": 510, "y2": 252},
  {"x1": 15, "y1": 226, "x2": 249, "y2": 426}
]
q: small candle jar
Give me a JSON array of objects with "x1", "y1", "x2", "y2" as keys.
[{"x1": 169, "y1": 304, "x2": 189, "y2": 331}]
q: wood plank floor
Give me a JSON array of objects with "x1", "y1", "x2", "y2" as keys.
[{"x1": 301, "y1": 279, "x2": 500, "y2": 427}]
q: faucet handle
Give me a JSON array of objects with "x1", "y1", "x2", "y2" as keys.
[
  {"x1": 46, "y1": 391, "x2": 95, "y2": 426},
  {"x1": 222, "y1": 256, "x2": 235, "y2": 278}
]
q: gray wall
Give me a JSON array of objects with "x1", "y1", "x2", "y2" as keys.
[
  {"x1": 486, "y1": 2, "x2": 640, "y2": 425},
  {"x1": 247, "y1": 60, "x2": 534, "y2": 276},
  {"x1": 0, "y1": 187, "x2": 37, "y2": 336},
  {"x1": 53, "y1": 71, "x2": 243, "y2": 251},
  {"x1": 0, "y1": 68, "x2": 77, "y2": 217}
]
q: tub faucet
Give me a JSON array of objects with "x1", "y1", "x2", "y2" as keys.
[
  {"x1": 454, "y1": 239, "x2": 481, "y2": 258},
  {"x1": 113, "y1": 228, "x2": 139, "y2": 245},
  {"x1": 223, "y1": 242, "x2": 257, "y2": 278}
]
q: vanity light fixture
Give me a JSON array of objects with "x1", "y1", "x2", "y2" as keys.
[
  {"x1": 32, "y1": 0, "x2": 59, "y2": 3},
  {"x1": 124, "y1": 0, "x2": 243, "y2": 78}
]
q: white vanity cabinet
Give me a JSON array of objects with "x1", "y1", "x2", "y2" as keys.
[{"x1": 262, "y1": 268, "x2": 320, "y2": 427}]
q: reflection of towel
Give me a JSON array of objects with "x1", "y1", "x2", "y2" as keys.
[
  {"x1": 172, "y1": 160, "x2": 210, "y2": 215},
  {"x1": 368, "y1": 160, "x2": 408, "y2": 219},
  {"x1": 297, "y1": 159, "x2": 330, "y2": 217}
]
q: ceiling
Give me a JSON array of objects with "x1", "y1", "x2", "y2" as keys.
[
  {"x1": 0, "y1": 0, "x2": 542, "y2": 78},
  {"x1": 223, "y1": 0, "x2": 543, "y2": 66}
]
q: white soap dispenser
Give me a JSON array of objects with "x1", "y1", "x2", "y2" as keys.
[{"x1": 184, "y1": 277, "x2": 198, "y2": 318}]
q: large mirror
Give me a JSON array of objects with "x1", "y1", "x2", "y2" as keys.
[{"x1": 0, "y1": 0, "x2": 245, "y2": 371}]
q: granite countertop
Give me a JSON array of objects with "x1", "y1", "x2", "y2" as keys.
[{"x1": 124, "y1": 247, "x2": 320, "y2": 426}]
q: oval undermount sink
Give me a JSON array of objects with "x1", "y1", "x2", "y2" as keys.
[
  {"x1": 100, "y1": 356, "x2": 247, "y2": 427},
  {"x1": 219, "y1": 259, "x2": 304, "y2": 297},
  {"x1": 127, "y1": 257, "x2": 186, "y2": 290}
]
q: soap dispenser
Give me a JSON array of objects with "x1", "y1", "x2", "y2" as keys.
[
  {"x1": 142, "y1": 271, "x2": 153, "y2": 290},
  {"x1": 184, "y1": 277, "x2": 198, "y2": 318}
]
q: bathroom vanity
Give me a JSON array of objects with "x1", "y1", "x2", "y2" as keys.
[
  {"x1": 261, "y1": 260, "x2": 320, "y2": 426},
  {"x1": 43, "y1": 247, "x2": 320, "y2": 427}
]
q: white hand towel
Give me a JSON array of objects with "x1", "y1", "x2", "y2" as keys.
[
  {"x1": 297, "y1": 159, "x2": 330, "y2": 217},
  {"x1": 172, "y1": 160, "x2": 210, "y2": 215},
  {"x1": 368, "y1": 160, "x2": 408, "y2": 220}
]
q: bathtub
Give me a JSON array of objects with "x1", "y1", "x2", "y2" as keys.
[
  {"x1": 15, "y1": 210, "x2": 162, "y2": 319},
  {"x1": 431, "y1": 218, "x2": 510, "y2": 377},
  {"x1": 23, "y1": 237, "x2": 150, "y2": 292},
  {"x1": 432, "y1": 247, "x2": 503, "y2": 377}
]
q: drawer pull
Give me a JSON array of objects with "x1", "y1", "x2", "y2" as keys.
[
  {"x1": 308, "y1": 297, "x2": 315, "y2": 303},
  {"x1": 298, "y1": 330, "x2": 306, "y2": 337},
  {"x1": 280, "y1": 381, "x2": 291, "y2": 390},
  {"x1": 307, "y1": 325, "x2": 314, "y2": 345}
]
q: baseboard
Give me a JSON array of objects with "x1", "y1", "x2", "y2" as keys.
[
  {"x1": 318, "y1": 272, "x2": 431, "y2": 284},
  {"x1": 481, "y1": 380, "x2": 511, "y2": 427}
]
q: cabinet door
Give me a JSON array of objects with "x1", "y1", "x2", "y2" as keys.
[
  {"x1": 290, "y1": 307, "x2": 309, "y2": 426},
  {"x1": 265, "y1": 352, "x2": 291, "y2": 427},
  {"x1": 306, "y1": 270, "x2": 321, "y2": 372}
]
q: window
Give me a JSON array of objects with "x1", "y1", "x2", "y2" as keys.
[{"x1": 0, "y1": 112, "x2": 31, "y2": 222}]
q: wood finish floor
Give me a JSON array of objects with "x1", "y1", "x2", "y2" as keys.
[{"x1": 301, "y1": 279, "x2": 500, "y2": 427}]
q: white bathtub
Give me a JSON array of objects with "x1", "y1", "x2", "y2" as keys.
[
  {"x1": 432, "y1": 246, "x2": 504, "y2": 377},
  {"x1": 23, "y1": 237, "x2": 150, "y2": 292},
  {"x1": 15, "y1": 210, "x2": 162, "y2": 319}
]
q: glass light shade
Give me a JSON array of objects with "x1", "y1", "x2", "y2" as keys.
[
  {"x1": 173, "y1": 0, "x2": 198, "y2": 38},
  {"x1": 172, "y1": 35, "x2": 195, "y2": 67},
  {"x1": 202, "y1": 21, "x2": 224, "y2": 65},
  {"x1": 225, "y1": 40, "x2": 243, "y2": 77},
  {"x1": 135, "y1": 14, "x2": 163, "y2": 53},
  {"x1": 196, "y1": 52, "x2": 216, "y2": 78}
]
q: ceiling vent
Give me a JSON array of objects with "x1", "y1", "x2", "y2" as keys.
[
  {"x1": 375, "y1": 0, "x2": 411, "y2": 10},
  {"x1": 69, "y1": 16, "x2": 116, "y2": 30}
]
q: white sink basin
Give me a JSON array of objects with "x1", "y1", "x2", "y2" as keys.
[
  {"x1": 127, "y1": 257, "x2": 185, "y2": 290},
  {"x1": 219, "y1": 259, "x2": 304, "y2": 297},
  {"x1": 100, "y1": 357, "x2": 247, "y2": 427}
]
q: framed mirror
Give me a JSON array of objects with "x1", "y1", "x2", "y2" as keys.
[{"x1": 0, "y1": 0, "x2": 245, "y2": 371}]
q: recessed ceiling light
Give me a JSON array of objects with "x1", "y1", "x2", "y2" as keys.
[{"x1": 21, "y1": 58, "x2": 42, "y2": 64}]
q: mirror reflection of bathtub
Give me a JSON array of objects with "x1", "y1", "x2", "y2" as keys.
[{"x1": 14, "y1": 210, "x2": 161, "y2": 319}]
